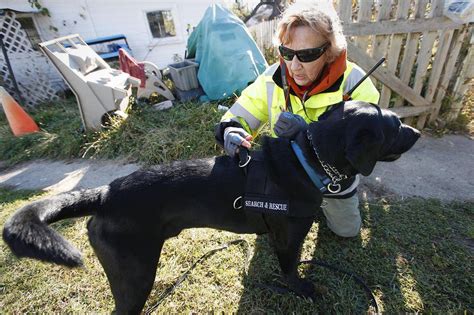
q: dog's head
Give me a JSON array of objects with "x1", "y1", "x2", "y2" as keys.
[{"x1": 307, "y1": 101, "x2": 420, "y2": 176}]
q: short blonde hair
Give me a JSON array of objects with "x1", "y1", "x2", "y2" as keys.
[{"x1": 275, "y1": 1, "x2": 347, "y2": 63}]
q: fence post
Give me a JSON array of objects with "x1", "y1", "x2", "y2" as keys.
[
  {"x1": 446, "y1": 30, "x2": 474, "y2": 123},
  {"x1": 393, "y1": 0, "x2": 428, "y2": 110}
]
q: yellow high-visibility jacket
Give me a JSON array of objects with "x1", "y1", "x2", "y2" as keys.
[{"x1": 220, "y1": 61, "x2": 380, "y2": 137}]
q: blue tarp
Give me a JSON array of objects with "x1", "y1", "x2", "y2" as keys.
[{"x1": 187, "y1": 4, "x2": 268, "y2": 101}]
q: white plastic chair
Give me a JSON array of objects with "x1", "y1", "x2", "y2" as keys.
[
  {"x1": 138, "y1": 61, "x2": 174, "y2": 100},
  {"x1": 39, "y1": 34, "x2": 141, "y2": 131},
  {"x1": 118, "y1": 48, "x2": 174, "y2": 101}
]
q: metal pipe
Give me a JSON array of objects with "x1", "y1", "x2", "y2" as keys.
[{"x1": 343, "y1": 57, "x2": 385, "y2": 101}]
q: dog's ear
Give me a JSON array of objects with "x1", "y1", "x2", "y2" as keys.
[
  {"x1": 345, "y1": 125, "x2": 385, "y2": 176},
  {"x1": 384, "y1": 124, "x2": 420, "y2": 158}
]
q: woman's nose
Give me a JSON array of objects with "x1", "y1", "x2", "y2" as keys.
[{"x1": 289, "y1": 55, "x2": 302, "y2": 70}]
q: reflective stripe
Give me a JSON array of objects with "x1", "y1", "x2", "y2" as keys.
[
  {"x1": 266, "y1": 82, "x2": 275, "y2": 127},
  {"x1": 229, "y1": 102, "x2": 261, "y2": 130},
  {"x1": 343, "y1": 65, "x2": 365, "y2": 95},
  {"x1": 263, "y1": 63, "x2": 279, "y2": 76}
]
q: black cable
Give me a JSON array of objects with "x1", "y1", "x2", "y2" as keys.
[{"x1": 145, "y1": 239, "x2": 379, "y2": 313}]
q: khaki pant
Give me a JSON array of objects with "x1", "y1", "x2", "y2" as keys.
[{"x1": 322, "y1": 194, "x2": 361, "y2": 237}]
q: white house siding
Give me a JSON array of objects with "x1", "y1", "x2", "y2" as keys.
[{"x1": 31, "y1": 0, "x2": 228, "y2": 68}]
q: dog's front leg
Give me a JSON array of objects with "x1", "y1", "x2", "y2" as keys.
[{"x1": 267, "y1": 216, "x2": 315, "y2": 298}]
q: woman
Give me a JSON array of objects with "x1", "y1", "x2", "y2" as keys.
[{"x1": 215, "y1": 1, "x2": 379, "y2": 237}]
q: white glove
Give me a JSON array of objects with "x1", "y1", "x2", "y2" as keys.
[{"x1": 223, "y1": 127, "x2": 252, "y2": 157}]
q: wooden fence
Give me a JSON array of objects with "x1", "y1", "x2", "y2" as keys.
[{"x1": 248, "y1": 0, "x2": 473, "y2": 129}]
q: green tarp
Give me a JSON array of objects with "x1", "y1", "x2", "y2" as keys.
[{"x1": 187, "y1": 4, "x2": 268, "y2": 101}]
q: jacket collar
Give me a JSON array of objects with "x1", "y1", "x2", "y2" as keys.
[{"x1": 272, "y1": 50, "x2": 347, "y2": 99}]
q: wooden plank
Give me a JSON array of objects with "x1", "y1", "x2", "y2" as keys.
[
  {"x1": 393, "y1": 0, "x2": 428, "y2": 109},
  {"x1": 426, "y1": 30, "x2": 455, "y2": 102},
  {"x1": 342, "y1": 16, "x2": 463, "y2": 36},
  {"x1": 404, "y1": 0, "x2": 435, "y2": 125},
  {"x1": 372, "y1": 1, "x2": 392, "y2": 60},
  {"x1": 355, "y1": 0, "x2": 373, "y2": 53},
  {"x1": 337, "y1": 0, "x2": 352, "y2": 24},
  {"x1": 416, "y1": 29, "x2": 454, "y2": 128},
  {"x1": 249, "y1": 18, "x2": 280, "y2": 50},
  {"x1": 411, "y1": 0, "x2": 443, "y2": 97},
  {"x1": 371, "y1": 0, "x2": 392, "y2": 92},
  {"x1": 347, "y1": 41, "x2": 432, "y2": 108},
  {"x1": 432, "y1": 0, "x2": 445, "y2": 17},
  {"x1": 430, "y1": 27, "x2": 469, "y2": 123},
  {"x1": 404, "y1": 0, "x2": 436, "y2": 125},
  {"x1": 446, "y1": 29, "x2": 474, "y2": 122},
  {"x1": 379, "y1": 0, "x2": 411, "y2": 108},
  {"x1": 412, "y1": 0, "x2": 429, "y2": 19},
  {"x1": 410, "y1": 0, "x2": 445, "y2": 127},
  {"x1": 389, "y1": 104, "x2": 435, "y2": 118},
  {"x1": 412, "y1": 32, "x2": 437, "y2": 94}
]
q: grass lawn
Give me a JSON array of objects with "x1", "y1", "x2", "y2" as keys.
[
  {"x1": 0, "y1": 97, "x2": 225, "y2": 165},
  {"x1": 0, "y1": 98, "x2": 473, "y2": 312}
]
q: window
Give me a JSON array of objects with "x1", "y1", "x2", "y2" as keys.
[{"x1": 146, "y1": 10, "x2": 176, "y2": 39}]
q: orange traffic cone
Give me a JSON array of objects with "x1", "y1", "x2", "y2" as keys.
[{"x1": 0, "y1": 86, "x2": 40, "y2": 136}]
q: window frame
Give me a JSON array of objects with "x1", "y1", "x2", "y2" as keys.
[{"x1": 143, "y1": 6, "x2": 183, "y2": 45}]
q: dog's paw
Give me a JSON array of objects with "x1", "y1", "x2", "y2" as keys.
[{"x1": 288, "y1": 278, "x2": 318, "y2": 300}]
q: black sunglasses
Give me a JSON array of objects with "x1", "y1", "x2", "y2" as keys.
[{"x1": 278, "y1": 43, "x2": 329, "y2": 63}]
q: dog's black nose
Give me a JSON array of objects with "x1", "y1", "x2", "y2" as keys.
[{"x1": 391, "y1": 124, "x2": 421, "y2": 155}]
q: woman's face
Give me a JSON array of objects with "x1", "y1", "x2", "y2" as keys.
[{"x1": 282, "y1": 26, "x2": 328, "y2": 86}]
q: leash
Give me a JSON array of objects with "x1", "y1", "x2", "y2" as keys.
[
  {"x1": 255, "y1": 259, "x2": 379, "y2": 313},
  {"x1": 145, "y1": 239, "x2": 251, "y2": 314},
  {"x1": 145, "y1": 239, "x2": 379, "y2": 313},
  {"x1": 300, "y1": 259, "x2": 379, "y2": 313}
]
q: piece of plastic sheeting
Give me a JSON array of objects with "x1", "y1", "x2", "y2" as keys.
[
  {"x1": 187, "y1": 4, "x2": 268, "y2": 101},
  {"x1": 444, "y1": 0, "x2": 474, "y2": 24}
]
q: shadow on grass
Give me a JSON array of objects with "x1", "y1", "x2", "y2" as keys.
[{"x1": 237, "y1": 198, "x2": 473, "y2": 313}]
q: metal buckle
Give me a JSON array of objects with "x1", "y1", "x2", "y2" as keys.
[{"x1": 327, "y1": 183, "x2": 341, "y2": 194}]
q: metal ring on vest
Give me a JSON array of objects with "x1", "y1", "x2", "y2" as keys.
[
  {"x1": 239, "y1": 155, "x2": 252, "y2": 168},
  {"x1": 327, "y1": 183, "x2": 342, "y2": 194},
  {"x1": 233, "y1": 196, "x2": 243, "y2": 209}
]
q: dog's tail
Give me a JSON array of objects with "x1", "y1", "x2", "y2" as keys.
[{"x1": 2, "y1": 186, "x2": 108, "y2": 267}]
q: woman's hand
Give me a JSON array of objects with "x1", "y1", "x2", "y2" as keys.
[
  {"x1": 223, "y1": 127, "x2": 253, "y2": 157},
  {"x1": 274, "y1": 112, "x2": 308, "y2": 138}
]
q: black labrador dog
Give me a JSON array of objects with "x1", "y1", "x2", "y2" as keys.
[{"x1": 3, "y1": 101, "x2": 420, "y2": 314}]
